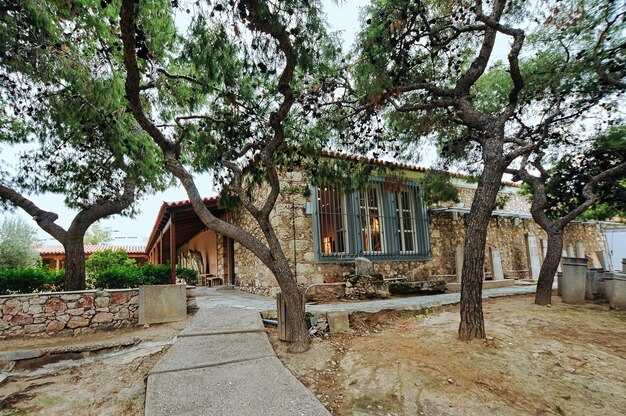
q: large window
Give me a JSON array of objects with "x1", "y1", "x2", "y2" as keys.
[{"x1": 313, "y1": 180, "x2": 430, "y2": 261}]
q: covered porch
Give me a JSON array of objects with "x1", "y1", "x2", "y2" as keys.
[{"x1": 146, "y1": 197, "x2": 235, "y2": 286}]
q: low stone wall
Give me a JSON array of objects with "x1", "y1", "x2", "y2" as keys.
[{"x1": 0, "y1": 286, "x2": 196, "y2": 339}]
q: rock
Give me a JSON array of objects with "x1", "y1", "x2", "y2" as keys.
[
  {"x1": 0, "y1": 374, "x2": 7, "y2": 386},
  {"x1": 10, "y1": 314, "x2": 33, "y2": 326},
  {"x1": 114, "y1": 308, "x2": 129, "y2": 320},
  {"x1": 67, "y1": 316, "x2": 90, "y2": 329},
  {"x1": 447, "y1": 378, "x2": 454, "y2": 384},
  {"x1": 46, "y1": 320, "x2": 66, "y2": 333},
  {"x1": 109, "y1": 292, "x2": 129, "y2": 305},
  {"x1": 61, "y1": 294, "x2": 81, "y2": 301},
  {"x1": 66, "y1": 308, "x2": 85, "y2": 316},
  {"x1": 0, "y1": 349, "x2": 43, "y2": 362},
  {"x1": 23, "y1": 324, "x2": 46, "y2": 334},
  {"x1": 27, "y1": 304, "x2": 43, "y2": 314},
  {"x1": 354, "y1": 257, "x2": 374, "y2": 276},
  {"x1": 92, "y1": 312, "x2": 114, "y2": 324},
  {"x1": 388, "y1": 280, "x2": 446, "y2": 295},
  {"x1": 76, "y1": 296, "x2": 94, "y2": 308},
  {"x1": 326, "y1": 311, "x2": 350, "y2": 333},
  {"x1": 95, "y1": 296, "x2": 110, "y2": 308},
  {"x1": 44, "y1": 299, "x2": 67, "y2": 313},
  {"x1": 344, "y1": 274, "x2": 390, "y2": 300}
]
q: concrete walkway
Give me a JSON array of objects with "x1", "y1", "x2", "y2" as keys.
[
  {"x1": 144, "y1": 307, "x2": 330, "y2": 416},
  {"x1": 195, "y1": 284, "x2": 541, "y2": 315}
]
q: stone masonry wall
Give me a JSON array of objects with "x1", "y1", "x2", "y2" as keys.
[
  {"x1": 229, "y1": 167, "x2": 610, "y2": 295},
  {"x1": 0, "y1": 287, "x2": 197, "y2": 339}
]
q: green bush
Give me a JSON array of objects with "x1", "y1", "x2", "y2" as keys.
[
  {"x1": 140, "y1": 263, "x2": 172, "y2": 286},
  {"x1": 92, "y1": 265, "x2": 143, "y2": 289},
  {"x1": 176, "y1": 267, "x2": 198, "y2": 286},
  {"x1": 0, "y1": 266, "x2": 64, "y2": 295},
  {"x1": 86, "y1": 249, "x2": 137, "y2": 277}
]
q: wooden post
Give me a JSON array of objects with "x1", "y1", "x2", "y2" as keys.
[
  {"x1": 277, "y1": 291, "x2": 306, "y2": 342},
  {"x1": 170, "y1": 212, "x2": 177, "y2": 284}
]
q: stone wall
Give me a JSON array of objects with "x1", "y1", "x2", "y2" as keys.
[
  {"x1": 227, "y1": 167, "x2": 610, "y2": 295},
  {"x1": 0, "y1": 287, "x2": 196, "y2": 339}
]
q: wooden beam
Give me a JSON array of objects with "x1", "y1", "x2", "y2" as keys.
[{"x1": 170, "y1": 212, "x2": 177, "y2": 284}]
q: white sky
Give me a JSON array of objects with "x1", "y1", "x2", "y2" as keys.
[{"x1": 1, "y1": 0, "x2": 625, "y2": 270}]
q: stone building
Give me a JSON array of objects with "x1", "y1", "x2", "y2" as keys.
[{"x1": 145, "y1": 154, "x2": 613, "y2": 297}]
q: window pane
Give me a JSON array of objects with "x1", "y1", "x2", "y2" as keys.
[
  {"x1": 396, "y1": 189, "x2": 417, "y2": 253},
  {"x1": 318, "y1": 187, "x2": 346, "y2": 255},
  {"x1": 360, "y1": 185, "x2": 383, "y2": 253}
]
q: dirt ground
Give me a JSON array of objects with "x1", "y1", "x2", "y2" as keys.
[
  {"x1": 270, "y1": 295, "x2": 626, "y2": 416},
  {"x1": 0, "y1": 319, "x2": 188, "y2": 416}
]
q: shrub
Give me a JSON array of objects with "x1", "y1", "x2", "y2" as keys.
[
  {"x1": 139, "y1": 263, "x2": 172, "y2": 285},
  {"x1": 0, "y1": 266, "x2": 63, "y2": 295},
  {"x1": 176, "y1": 267, "x2": 198, "y2": 286},
  {"x1": 86, "y1": 249, "x2": 137, "y2": 276},
  {"x1": 92, "y1": 265, "x2": 143, "y2": 289}
]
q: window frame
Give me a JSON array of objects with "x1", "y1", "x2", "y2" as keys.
[{"x1": 312, "y1": 178, "x2": 431, "y2": 263}]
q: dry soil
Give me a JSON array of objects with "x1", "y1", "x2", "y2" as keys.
[{"x1": 271, "y1": 294, "x2": 626, "y2": 416}]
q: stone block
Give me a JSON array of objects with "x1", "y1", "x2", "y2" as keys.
[
  {"x1": 28, "y1": 304, "x2": 43, "y2": 314},
  {"x1": 114, "y1": 308, "x2": 129, "y2": 320},
  {"x1": 44, "y1": 299, "x2": 67, "y2": 313},
  {"x1": 95, "y1": 296, "x2": 109, "y2": 308},
  {"x1": 24, "y1": 324, "x2": 46, "y2": 334},
  {"x1": 61, "y1": 294, "x2": 81, "y2": 301},
  {"x1": 354, "y1": 257, "x2": 374, "y2": 276},
  {"x1": 138, "y1": 285, "x2": 187, "y2": 325},
  {"x1": 76, "y1": 296, "x2": 94, "y2": 309},
  {"x1": 326, "y1": 311, "x2": 350, "y2": 333},
  {"x1": 66, "y1": 308, "x2": 84, "y2": 316},
  {"x1": 46, "y1": 320, "x2": 66, "y2": 333},
  {"x1": 388, "y1": 280, "x2": 446, "y2": 295},
  {"x1": 92, "y1": 312, "x2": 114, "y2": 323},
  {"x1": 10, "y1": 314, "x2": 33, "y2": 326},
  {"x1": 2, "y1": 302, "x2": 19, "y2": 316},
  {"x1": 0, "y1": 349, "x2": 43, "y2": 362},
  {"x1": 66, "y1": 316, "x2": 90, "y2": 329},
  {"x1": 109, "y1": 292, "x2": 129, "y2": 305}
]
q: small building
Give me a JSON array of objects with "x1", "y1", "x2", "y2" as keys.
[
  {"x1": 145, "y1": 153, "x2": 614, "y2": 297},
  {"x1": 38, "y1": 245, "x2": 148, "y2": 270}
]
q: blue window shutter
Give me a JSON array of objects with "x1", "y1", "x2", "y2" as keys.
[
  {"x1": 383, "y1": 190, "x2": 399, "y2": 256},
  {"x1": 347, "y1": 191, "x2": 363, "y2": 256},
  {"x1": 412, "y1": 184, "x2": 431, "y2": 257}
]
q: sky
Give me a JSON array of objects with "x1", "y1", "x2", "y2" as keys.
[{"x1": 1, "y1": 0, "x2": 625, "y2": 269}]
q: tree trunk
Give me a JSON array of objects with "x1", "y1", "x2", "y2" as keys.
[
  {"x1": 458, "y1": 161, "x2": 505, "y2": 340},
  {"x1": 270, "y1": 257, "x2": 310, "y2": 353},
  {"x1": 63, "y1": 233, "x2": 87, "y2": 291},
  {"x1": 535, "y1": 228, "x2": 563, "y2": 305}
]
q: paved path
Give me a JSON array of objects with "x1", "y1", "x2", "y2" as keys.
[
  {"x1": 145, "y1": 307, "x2": 330, "y2": 416},
  {"x1": 195, "y1": 284, "x2": 541, "y2": 315}
]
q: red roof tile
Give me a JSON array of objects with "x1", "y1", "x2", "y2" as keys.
[{"x1": 37, "y1": 245, "x2": 147, "y2": 255}]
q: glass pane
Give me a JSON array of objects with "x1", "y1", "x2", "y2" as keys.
[{"x1": 318, "y1": 187, "x2": 346, "y2": 255}]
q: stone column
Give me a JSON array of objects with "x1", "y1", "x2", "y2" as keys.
[
  {"x1": 575, "y1": 241, "x2": 585, "y2": 259},
  {"x1": 609, "y1": 274, "x2": 626, "y2": 309},
  {"x1": 455, "y1": 244, "x2": 464, "y2": 283},
  {"x1": 567, "y1": 244, "x2": 575, "y2": 258},
  {"x1": 561, "y1": 257, "x2": 587, "y2": 304},
  {"x1": 526, "y1": 234, "x2": 541, "y2": 280},
  {"x1": 622, "y1": 258, "x2": 626, "y2": 273},
  {"x1": 490, "y1": 247, "x2": 504, "y2": 280}
]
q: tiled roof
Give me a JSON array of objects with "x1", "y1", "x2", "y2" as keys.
[
  {"x1": 161, "y1": 195, "x2": 220, "y2": 208},
  {"x1": 321, "y1": 150, "x2": 520, "y2": 188},
  {"x1": 37, "y1": 245, "x2": 147, "y2": 255}
]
